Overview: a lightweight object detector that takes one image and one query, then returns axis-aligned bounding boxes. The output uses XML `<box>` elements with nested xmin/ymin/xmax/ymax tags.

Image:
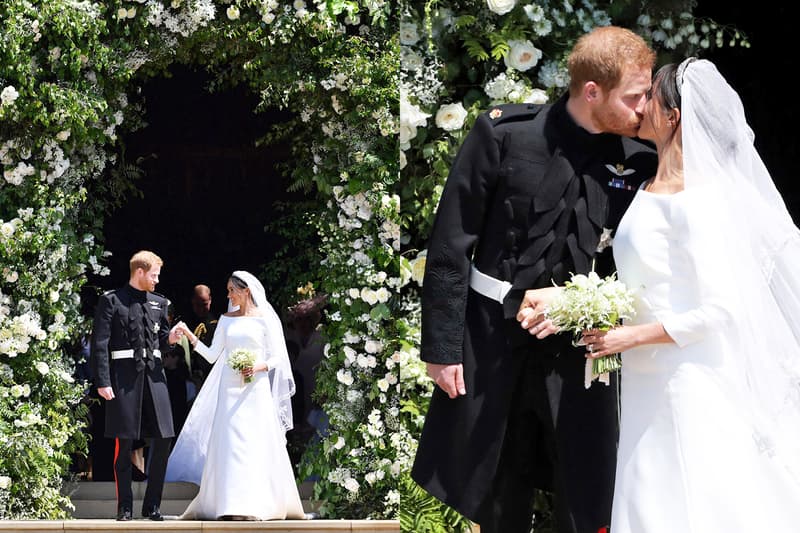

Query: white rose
<box><xmin>401</xmin><ymin>48</ymin><xmax>424</xmax><ymax>71</ymax></box>
<box><xmin>1</xmin><ymin>86</ymin><xmax>20</xmax><ymax>106</ymax></box>
<box><xmin>262</xmin><ymin>12</ymin><xmax>275</xmax><ymax>23</ymax></box>
<box><xmin>226</xmin><ymin>6</ymin><xmax>240</xmax><ymax>19</ymax></box>
<box><xmin>524</xmin><ymin>88</ymin><xmax>549</xmax><ymax>104</ymax></box>
<box><xmin>399</xmin><ymin>22</ymin><xmax>420</xmax><ymax>45</ymax></box>
<box><xmin>35</xmin><ymin>361</ymin><xmax>49</xmax><ymax>375</ymax></box>
<box><xmin>435</xmin><ymin>102</ymin><xmax>468</xmax><ymax>131</ymax></box>
<box><xmin>356</xmin><ymin>354</ymin><xmax>370</xmax><ymax>369</ymax></box>
<box><xmin>486</xmin><ymin>0</ymin><xmax>516</xmax><ymax>15</ymax></box>
<box><xmin>0</xmin><ymin>222</ymin><xmax>14</xmax><ymax>238</ymax></box>
<box><xmin>336</xmin><ymin>369</ymin><xmax>354</xmax><ymax>386</ymax></box>
<box><xmin>377</xmin><ymin>379</ymin><xmax>390</xmax><ymax>392</ymax></box>
<box><xmin>401</xmin><ymin>99</ymin><xmax>431</xmax><ymax>128</ymax></box>
<box><xmin>343</xmin><ymin>477</ymin><xmax>359</xmax><ymax>493</ymax></box>
<box><xmin>126</xmin><ymin>7</ymin><xmax>136</xmax><ymax>18</ymax></box>
<box><xmin>5</xmin><ymin>271</ymin><xmax>18</xmax><ymax>283</ymax></box>
<box><xmin>0</xmin><ymin>476</ymin><xmax>10</xmax><ymax>489</ymax></box>
<box><xmin>375</xmin><ymin>287</ymin><xmax>390</xmax><ymax>303</ymax></box>
<box><xmin>348</xmin><ymin>288</ymin><xmax>360</xmax><ymax>299</ymax></box>
<box><xmin>504</xmin><ymin>40</ymin><xmax>542</xmax><ymax>72</ymax></box>
<box><xmin>333</xmin><ymin>436</ymin><xmax>346</xmax><ymax>449</ymax></box>
<box><xmin>364</xmin><ymin>339</ymin><xmax>383</xmax><ymax>354</ymax></box>
<box><xmin>343</xmin><ymin>346</ymin><xmax>357</xmax><ymax>365</ymax></box>
<box><xmin>360</xmin><ymin>288</ymin><xmax>379</xmax><ymax>305</ymax></box>
<box><xmin>56</xmin><ymin>130</ymin><xmax>71</xmax><ymax>141</ymax></box>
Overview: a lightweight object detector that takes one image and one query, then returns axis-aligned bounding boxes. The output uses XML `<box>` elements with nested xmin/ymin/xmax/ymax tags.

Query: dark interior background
<box><xmin>694</xmin><ymin>2</ymin><xmax>799</xmax><ymax>218</ymax></box>
<box><xmin>92</xmin><ymin>65</ymin><xmax>306</xmax><ymax>322</ymax></box>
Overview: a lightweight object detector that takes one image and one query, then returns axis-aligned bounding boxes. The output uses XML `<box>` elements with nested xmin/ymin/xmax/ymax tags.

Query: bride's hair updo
<box><xmin>651</xmin><ymin>62</ymin><xmax>681</xmax><ymax>114</ymax></box>
<box><xmin>229</xmin><ymin>274</ymin><xmax>257</xmax><ymax>305</ymax></box>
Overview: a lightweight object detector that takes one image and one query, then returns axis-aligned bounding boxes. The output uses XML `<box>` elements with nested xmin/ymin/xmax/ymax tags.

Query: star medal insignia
<box><xmin>606</xmin><ymin>163</ymin><xmax>636</xmax><ymax>190</ymax></box>
<box><xmin>596</xmin><ymin>227</ymin><xmax>614</xmax><ymax>253</ymax></box>
<box><xmin>489</xmin><ymin>108</ymin><xmax>503</xmax><ymax>119</ymax></box>
<box><xmin>153</xmin><ymin>323</ymin><xmax>160</xmax><ymax>333</ymax></box>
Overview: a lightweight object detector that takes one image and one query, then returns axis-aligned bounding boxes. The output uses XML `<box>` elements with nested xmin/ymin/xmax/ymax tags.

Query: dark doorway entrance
<box><xmin>80</xmin><ymin>65</ymin><xmax>315</xmax><ymax>484</ymax></box>
<box><xmin>95</xmin><ymin>64</ymin><xmax>306</xmax><ymax>321</ymax></box>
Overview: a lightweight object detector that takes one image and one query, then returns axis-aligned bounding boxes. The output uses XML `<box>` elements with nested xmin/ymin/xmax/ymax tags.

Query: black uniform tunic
<box><xmin>90</xmin><ymin>284</ymin><xmax>175</xmax><ymax>439</ymax></box>
<box><xmin>411</xmin><ymin>96</ymin><xmax>657</xmax><ymax>532</ymax></box>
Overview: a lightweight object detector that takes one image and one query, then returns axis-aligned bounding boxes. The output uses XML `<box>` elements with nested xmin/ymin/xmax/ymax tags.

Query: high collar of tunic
<box><xmin>125</xmin><ymin>283</ymin><xmax>148</xmax><ymax>302</ymax></box>
<box><xmin>548</xmin><ymin>93</ymin><xmax>618</xmax><ymax>172</ymax></box>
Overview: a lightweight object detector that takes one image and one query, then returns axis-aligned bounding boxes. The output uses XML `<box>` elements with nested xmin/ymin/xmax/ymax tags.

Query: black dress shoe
<box><xmin>142</xmin><ymin>506</ymin><xmax>164</xmax><ymax>521</ymax></box>
<box><xmin>116</xmin><ymin>508</ymin><xmax>132</xmax><ymax>521</ymax></box>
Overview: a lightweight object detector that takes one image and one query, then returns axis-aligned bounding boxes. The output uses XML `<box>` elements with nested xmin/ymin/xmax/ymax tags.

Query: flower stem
<box><xmin>592</xmin><ymin>353</ymin><xmax>622</xmax><ymax>375</ymax></box>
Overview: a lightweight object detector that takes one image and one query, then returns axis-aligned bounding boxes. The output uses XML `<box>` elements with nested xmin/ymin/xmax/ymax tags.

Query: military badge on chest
<box><xmin>605</xmin><ymin>163</ymin><xmax>636</xmax><ymax>191</ymax></box>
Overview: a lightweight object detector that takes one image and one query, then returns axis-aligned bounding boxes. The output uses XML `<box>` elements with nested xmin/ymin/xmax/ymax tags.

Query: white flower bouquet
<box><xmin>545</xmin><ymin>271</ymin><xmax>636</xmax><ymax>388</ymax></box>
<box><xmin>228</xmin><ymin>348</ymin><xmax>257</xmax><ymax>385</ymax></box>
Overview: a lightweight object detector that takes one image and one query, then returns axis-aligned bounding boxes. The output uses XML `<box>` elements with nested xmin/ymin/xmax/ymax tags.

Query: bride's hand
<box><xmin>517</xmin><ymin>287</ymin><xmax>562</xmax><ymax>338</ymax></box>
<box><xmin>582</xmin><ymin>326</ymin><xmax>637</xmax><ymax>358</ymax></box>
<box><xmin>241</xmin><ymin>362</ymin><xmax>268</xmax><ymax>379</ymax></box>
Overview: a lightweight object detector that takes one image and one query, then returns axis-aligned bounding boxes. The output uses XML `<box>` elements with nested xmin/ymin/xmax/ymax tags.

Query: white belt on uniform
<box><xmin>111</xmin><ymin>349</ymin><xmax>161</xmax><ymax>360</ymax></box>
<box><xmin>469</xmin><ymin>264</ymin><xmax>512</xmax><ymax>303</ymax></box>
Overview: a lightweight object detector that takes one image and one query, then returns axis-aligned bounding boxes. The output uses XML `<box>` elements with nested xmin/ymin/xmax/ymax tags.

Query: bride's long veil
<box><xmin>165</xmin><ymin>270</ymin><xmax>296</xmax><ymax>484</ymax></box>
<box><xmin>681</xmin><ymin>59</ymin><xmax>800</xmax><ymax>478</ymax></box>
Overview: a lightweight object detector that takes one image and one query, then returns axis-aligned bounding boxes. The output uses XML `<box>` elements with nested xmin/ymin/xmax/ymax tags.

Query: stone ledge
<box><xmin>0</xmin><ymin>519</ymin><xmax>400</xmax><ymax>533</ymax></box>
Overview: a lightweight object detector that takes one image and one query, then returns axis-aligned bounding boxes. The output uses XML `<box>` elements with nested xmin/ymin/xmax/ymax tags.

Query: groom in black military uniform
<box><xmin>411</xmin><ymin>27</ymin><xmax>658</xmax><ymax>533</ymax></box>
<box><xmin>90</xmin><ymin>250</ymin><xmax>183</xmax><ymax>521</ymax></box>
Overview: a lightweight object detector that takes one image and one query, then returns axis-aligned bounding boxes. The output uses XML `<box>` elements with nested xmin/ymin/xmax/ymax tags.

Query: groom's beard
<box><xmin>594</xmin><ymin>105</ymin><xmax>642</xmax><ymax>138</ymax></box>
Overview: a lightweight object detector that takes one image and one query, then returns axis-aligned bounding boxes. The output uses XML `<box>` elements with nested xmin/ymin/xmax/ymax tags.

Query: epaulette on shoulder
<box><xmin>150</xmin><ymin>291</ymin><xmax>167</xmax><ymax>300</ymax></box>
<box><xmin>484</xmin><ymin>103</ymin><xmax>544</xmax><ymax>126</ymax></box>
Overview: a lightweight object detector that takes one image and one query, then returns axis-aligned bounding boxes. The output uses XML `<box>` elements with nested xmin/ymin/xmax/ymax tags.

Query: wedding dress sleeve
<box><xmin>194</xmin><ymin>315</ymin><xmax>226</xmax><ymax>363</ymax></box>
<box><xmin>659</xmin><ymin>192</ymin><xmax>735</xmax><ymax>347</ymax></box>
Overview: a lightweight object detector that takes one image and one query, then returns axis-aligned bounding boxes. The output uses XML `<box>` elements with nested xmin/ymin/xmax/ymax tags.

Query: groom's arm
<box><xmin>420</xmin><ymin>112</ymin><xmax>502</xmax><ymax>366</ymax></box>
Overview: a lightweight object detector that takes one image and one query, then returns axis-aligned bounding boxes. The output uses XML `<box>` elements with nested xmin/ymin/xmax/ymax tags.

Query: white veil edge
<box><xmin>681</xmin><ymin>59</ymin><xmax>800</xmax><ymax>479</ymax></box>
<box><xmin>165</xmin><ymin>270</ymin><xmax>296</xmax><ymax>485</ymax></box>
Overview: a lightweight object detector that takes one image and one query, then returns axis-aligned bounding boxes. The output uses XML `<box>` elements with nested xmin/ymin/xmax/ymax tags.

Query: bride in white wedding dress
<box><xmin>165</xmin><ymin>270</ymin><xmax>305</xmax><ymax>520</ymax></box>
<box><xmin>578</xmin><ymin>59</ymin><xmax>800</xmax><ymax>532</ymax></box>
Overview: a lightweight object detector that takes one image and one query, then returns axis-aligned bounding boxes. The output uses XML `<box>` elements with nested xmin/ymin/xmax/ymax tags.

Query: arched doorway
<box><xmin>95</xmin><ymin>64</ymin><xmax>308</xmax><ymax>320</ymax></box>
<box><xmin>81</xmin><ymin>64</ymin><xmax>319</xmax><ymax>487</ymax></box>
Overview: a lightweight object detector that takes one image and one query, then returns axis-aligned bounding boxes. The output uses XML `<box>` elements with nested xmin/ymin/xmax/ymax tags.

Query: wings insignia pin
<box><xmin>606</xmin><ymin>163</ymin><xmax>636</xmax><ymax>190</ymax></box>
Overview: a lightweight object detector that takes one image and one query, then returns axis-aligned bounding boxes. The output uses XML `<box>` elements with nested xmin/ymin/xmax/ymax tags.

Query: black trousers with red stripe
<box><xmin>113</xmin><ymin>378</ymin><xmax>172</xmax><ymax>513</ymax></box>
<box><xmin>114</xmin><ymin>437</ymin><xmax>171</xmax><ymax>512</ymax></box>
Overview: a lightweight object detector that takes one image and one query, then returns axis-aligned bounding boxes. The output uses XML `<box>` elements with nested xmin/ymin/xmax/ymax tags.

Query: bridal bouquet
<box><xmin>545</xmin><ymin>271</ymin><xmax>636</xmax><ymax>388</ymax></box>
<box><xmin>228</xmin><ymin>348</ymin><xmax>257</xmax><ymax>385</ymax></box>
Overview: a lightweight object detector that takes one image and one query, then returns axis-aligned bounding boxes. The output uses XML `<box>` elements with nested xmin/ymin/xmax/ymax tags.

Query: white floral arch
<box><xmin>0</xmin><ymin>0</ymin><xmax>397</xmax><ymax>519</ymax></box>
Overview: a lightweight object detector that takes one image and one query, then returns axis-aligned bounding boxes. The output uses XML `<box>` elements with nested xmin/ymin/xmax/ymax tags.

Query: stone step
<box><xmin>0</xmin><ymin>519</ymin><xmax>400</xmax><ymax>532</ymax></box>
<box><xmin>64</xmin><ymin>482</ymin><xmax>319</xmax><ymax>519</ymax></box>
<box><xmin>64</xmin><ymin>482</ymin><xmax>315</xmax><ymax>500</ymax></box>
